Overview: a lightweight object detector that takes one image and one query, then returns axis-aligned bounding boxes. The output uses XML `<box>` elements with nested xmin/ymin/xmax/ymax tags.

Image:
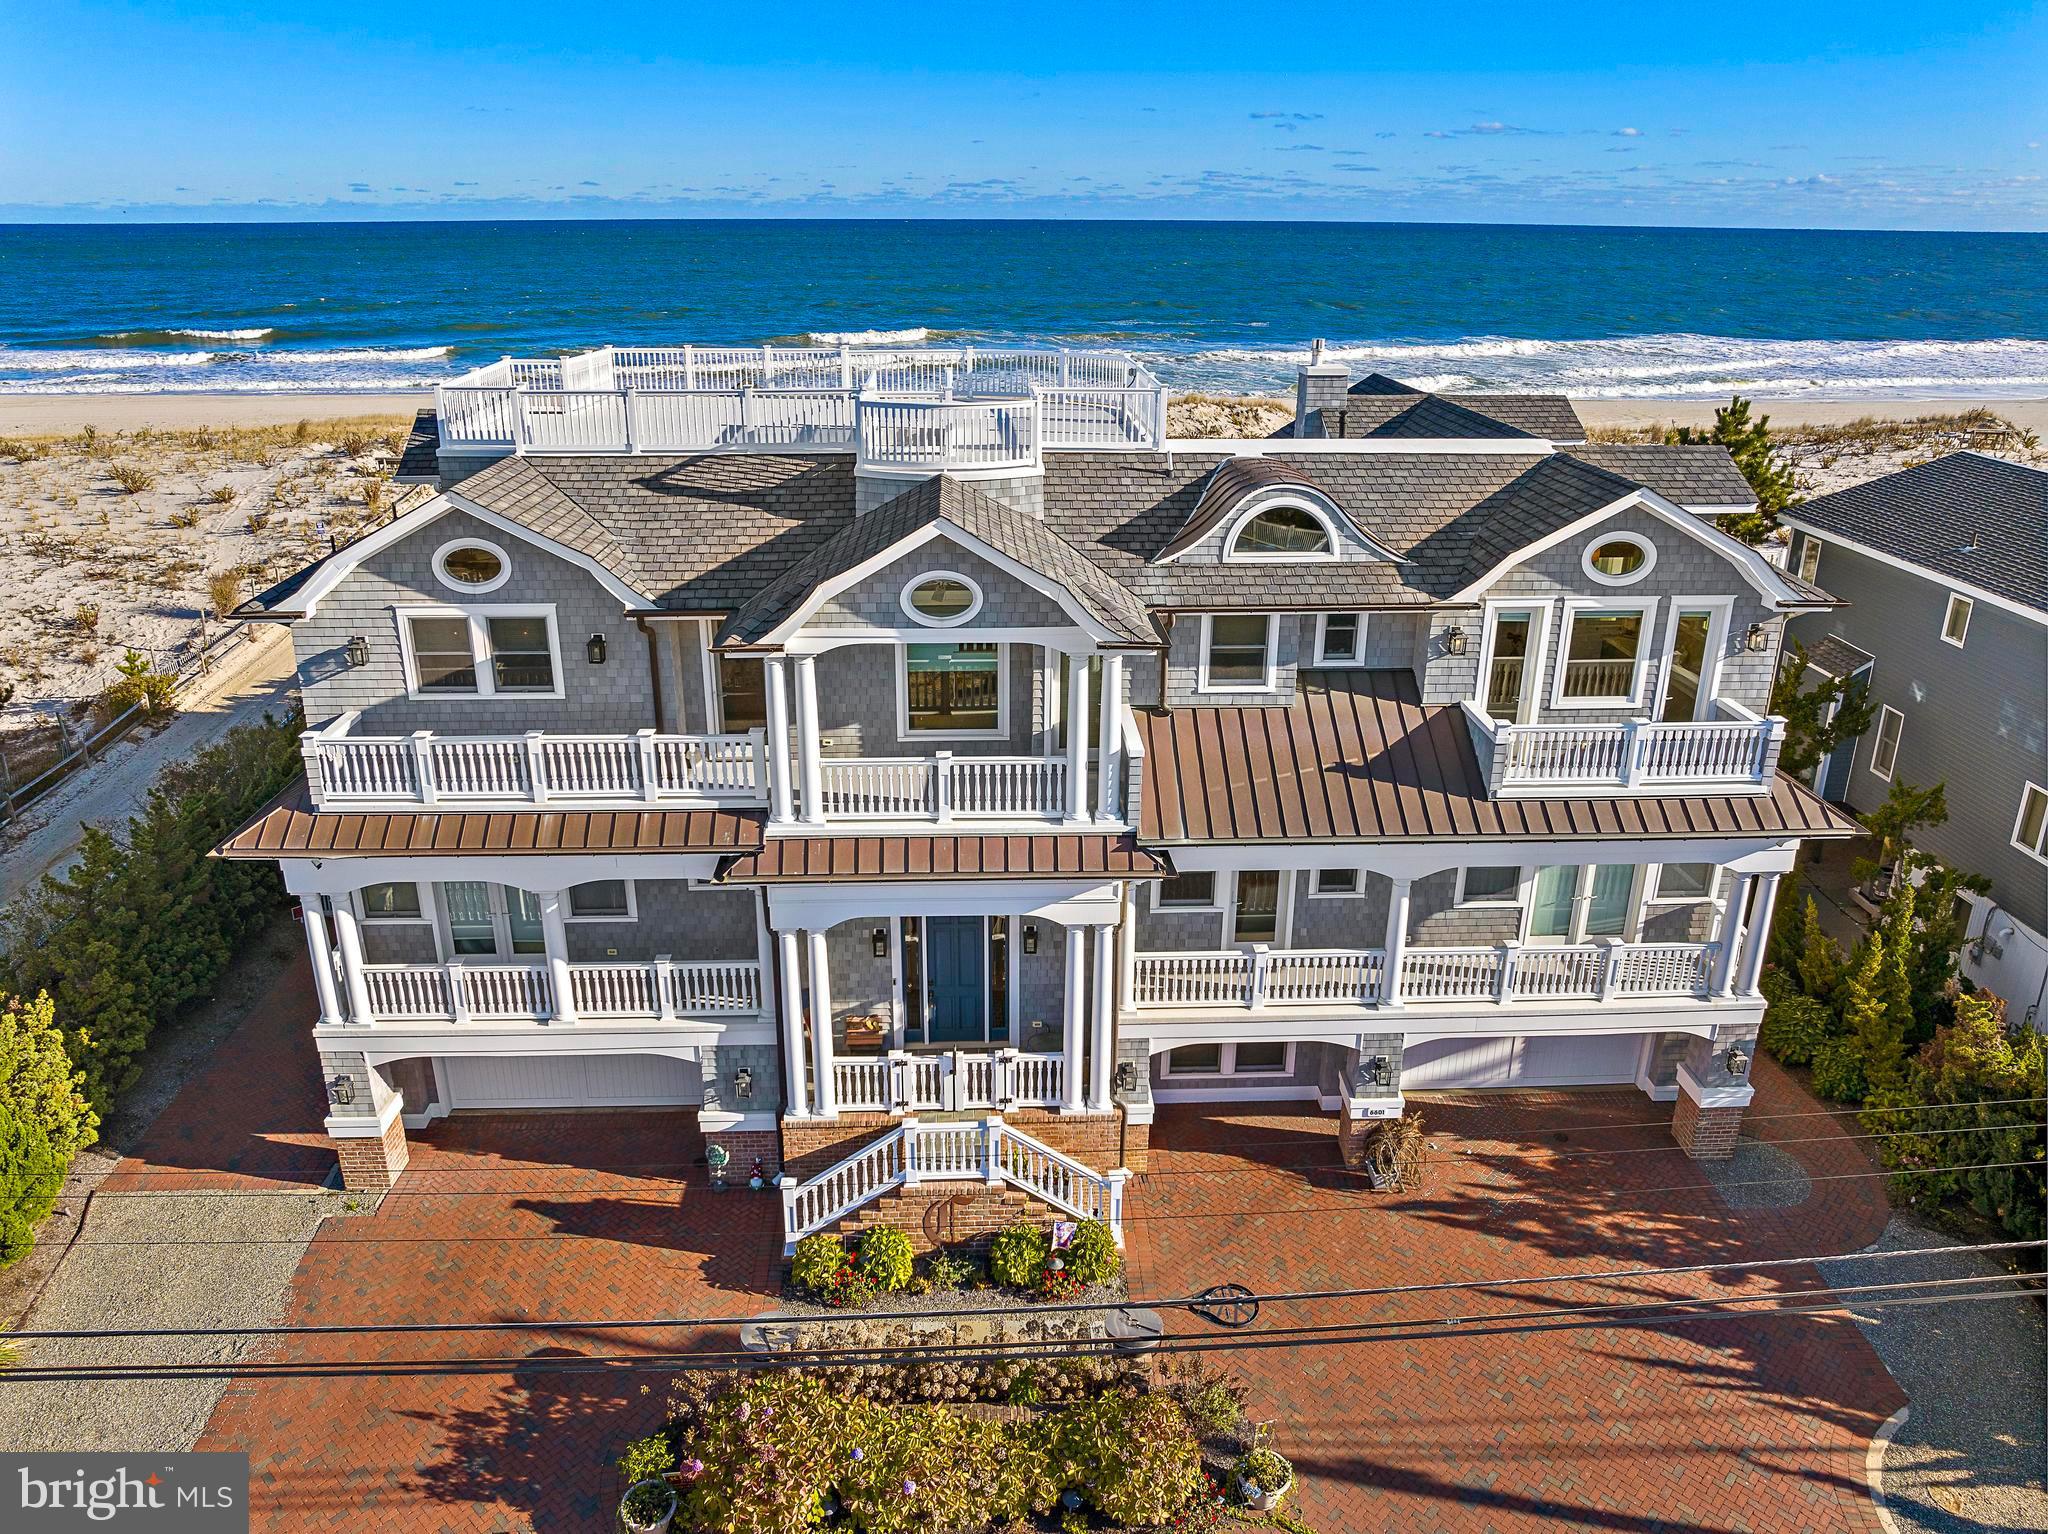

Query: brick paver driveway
<box><xmin>1126</xmin><ymin>1061</ymin><xmax>1905</xmax><ymax>1534</ymax></box>
<box><xmin>155</xmin><ymin>973</ymin><xmax>1903</xmax><ymax>1532</ymax></box>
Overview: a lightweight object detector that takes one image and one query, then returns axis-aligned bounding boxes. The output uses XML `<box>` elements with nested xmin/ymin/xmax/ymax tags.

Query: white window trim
<box><xmin>1155</xmin><ymin>873</ymin><xmax>1222</xmax><ymax>912</ymax></box>
<box><xmin>564</xmin><ymin>879</ymin><xmax>638</xmax><ymax>922</ymax></box>
<box><xmin>1647</xmin><ymin>863</ymin><xmax>1721</xmax><ymax>905</ymax></box>
<box><xmin>432</xmin><ymin>537</ymin><xmax>513</xmax><ymax>595</ymax></box>
<box><xmin>1313</xmin><ymin>613</ymin><xmax>1369</xmax><ymax>667</ymax></box>
<box><xmin>2011</xmin><ymin>782</ymin><xmax>2048</xmax><ymax>866</ymax></box>
<box><xmin>1223</xmin><ymin>498</ymin><xmax>1340</xmax><ymax>563</ymax></box>
<box><xmin>1162</xmin><ymin>1041</ymin><xmax>1298</xmax><ymax>1078</ymax></box>
<box><xmin>1797</xmin><ymin>535</ymin><xmax>1823</xmax><ymax>585</ymax></box>
<box><xmin>1456</xmin><ymin>865</ymin><xmax>1525</xmax><ymax>906</ymax></box>
<box><xmin>1197</xmin><ymin>613</ymin><xmax>1277</xmax><ymax>694</ymax></box>
<box><xmin>1654</xmin><ymin>597</ymin><xmax>1734</xmax><ymax>722</ymax></box>
<box><xmin>1869</xmin><ymin>703</ymin><xmax>1905</xmax><ymax>782</ymax></box>
<box><xmin>900</xmin><ymin>570</ymin><xmax>985</xmax><ymax>628</ymax></box>
<box><xmin>395</xmin><ymin>604</ymin><xmax>565</xmax><ymax>701</ymax></box>
<box><xmin>354</xmin><ymin>882</ymin><xmax>429</xmax><ymax>923</ymax></box>
<box><xmin>1309</xmin><ymin>868</ymin><xmax>1365</xmax><ymax>898</ymax></box>
<box><xmin>1581</xmin><ymin>532</ymin><xmax>1657</xmax><ymax>587</ymax></box>
<box><xmin>1941</xmin><ymin>593</ymin><xmax>1973</xmax><ymax>649</ymax></box>
<box><xmin>1472</xmin><ymin>600</ymin><xmax>1555</xmax><ymax>726</ymax></box>
<box><xmin>1549</xmin><ymin>598</ymin><xmax>1660</xmax><ymax>711</ymax></box>
<box><xmin>894</xmin><ymin>640</ymin><xmax>1011</xmax><ymax>741</ymax></box>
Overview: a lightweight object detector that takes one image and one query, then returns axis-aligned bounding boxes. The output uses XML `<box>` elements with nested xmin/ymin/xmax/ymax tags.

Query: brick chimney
<box><xmin>1294</xmin><ymin>338</ymin><xmax>1350</xmax><ymax>436</ymax></box>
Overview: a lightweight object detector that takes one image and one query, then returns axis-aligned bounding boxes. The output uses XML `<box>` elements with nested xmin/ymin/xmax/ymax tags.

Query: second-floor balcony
<box><xmin>433</xmin><ymin>344</ymin><xmax>1169</xmax><ymax>472</ymax></box>
<box><xmin>1463</xmin><ymin>699</ymin><xmax>1785</xmax><ymax>798</ymax></box>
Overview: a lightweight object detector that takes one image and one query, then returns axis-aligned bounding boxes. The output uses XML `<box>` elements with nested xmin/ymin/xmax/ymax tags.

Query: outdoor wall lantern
<box><xmin>1443</xmin><ymin>626</ymin><xmax>1468</xmax><ymax>656</ymax></box>
<box><xmin>326</xmin><ymin>1073</ymin><xmax>355</xmax><ymax>1106</ymax></box>
<box><xmin>1725</xmin><ymin>1045</ymin><xmax>1751</xmax><ymax>1078</ymax></box>
<box><xmin>1022</xmin><ymin>923</ymin><xmax>1040</xmax><ymax>955</ymax></box>
<box><xmin>1115</xmin><ymin>1060</ymin><xmax>1139</xmax><ymax>1095</ymax></box>
<box><xmin>871</xmin><ymin>926</ymin><xmax>889</xmax><ymax>959</ymax></box>
<box><xmin>1744</xmin><ymin>622</ymin><xmax>1769</xmax><ymax>653</ymax></box>
<box><xmin>586</xmin><ymin>632</ymin><xmax>608</xmax><ymax>665</ymax></box>
<box><xmin>343</xmin><ymin>635</ymin><xmax>370</xmax><ymax>669</ymax></box>
<box><xmin>734</xmin><ymin>1066</ymin><xmax>754</xmax><ymax>1100</ymax></box>
<box><xmin>1365</xmin><ymin>1055</ymin><xmax>1392</xmax><ymax>1087</ymax></box>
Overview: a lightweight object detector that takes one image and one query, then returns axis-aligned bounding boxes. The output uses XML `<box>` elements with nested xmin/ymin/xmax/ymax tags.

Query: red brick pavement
<box><xmin>1125</xmin><ymin>1059</ymin><xmax>1904</xmax><ymax>1534</ymax></box>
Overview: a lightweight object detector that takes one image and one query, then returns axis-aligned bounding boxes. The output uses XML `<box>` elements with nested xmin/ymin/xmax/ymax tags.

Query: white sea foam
<box><xmin>163</xmin><ymin>327</ymin><xmax>276</xmax><ymax>341</ymax></box>
<box><xmin>800</xmin><ymin>327</ymin><xmax>932</xmax><ymax>346</ymax></box>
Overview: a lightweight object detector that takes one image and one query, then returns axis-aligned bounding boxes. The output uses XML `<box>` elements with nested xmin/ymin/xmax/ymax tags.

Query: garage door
<box><xmin>1400</xmin><ymin>1034</ymin><xmax>1643</xmax><ymax>1090</ymax></box>
<box><xmin>440</xmin><ymin>1054</ymin><xmax>703</xmax><ymax>1110</ymax></box>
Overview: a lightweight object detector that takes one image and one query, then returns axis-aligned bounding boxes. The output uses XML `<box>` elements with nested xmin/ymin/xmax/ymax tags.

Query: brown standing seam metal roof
<box><xmin>213</xmin><ymin>778</ymin><xmax>765</xmax><ymax>859</ymax></box>
<box><xmin>716</xmin><ymin>834</ymin><xmax>1171</xmax><ymax>882</ymax></box>
<box><xmin>1137</xmin><ymin>669</ymin><xmax>1861</xmax><ymax>844</ymax></box>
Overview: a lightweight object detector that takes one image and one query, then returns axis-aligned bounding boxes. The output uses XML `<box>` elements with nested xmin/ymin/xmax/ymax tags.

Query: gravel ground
<box><xmin>1697</xmin><ymin>1135</ymin><xmax>1814</xmax><ymax>1210</ymax></box>
<box><xmin>1820</xmin><ymin>1216</ymin><xmax>2048</xmax><ymax>1534</ymax></box>
<box><xmin>0</xmin><ymin>1189</ymin><xmax>363</xmax><ymax>1452</ymax></box>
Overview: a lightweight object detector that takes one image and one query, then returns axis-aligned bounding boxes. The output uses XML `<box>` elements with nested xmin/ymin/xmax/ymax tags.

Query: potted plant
<box><xmin>619</xmin><ymin>1478</ymin><xmax>677</xmax><ymax>1532</ymax></box>
<box><xmin>1235</xmin><ymin>1443</ymin><xmax>1294</xmax><ymax>1512</ymax></box>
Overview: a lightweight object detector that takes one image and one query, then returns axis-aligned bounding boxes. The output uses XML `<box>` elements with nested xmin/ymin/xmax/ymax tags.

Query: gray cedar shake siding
<box><xmin>1791</xmin><ymin>534</ymin><xmax>2048</xmax><ymax>935</ymax></box>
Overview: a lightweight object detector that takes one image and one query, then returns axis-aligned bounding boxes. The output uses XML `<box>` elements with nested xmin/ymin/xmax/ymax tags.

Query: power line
<box><xmin>11</xmin><ymin>1238</ymin><xmax>2038</xmax><ymax>1343</ymax></box>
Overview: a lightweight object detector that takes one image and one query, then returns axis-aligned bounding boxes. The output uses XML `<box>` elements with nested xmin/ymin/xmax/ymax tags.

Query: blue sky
<box><xmin>2</xmin><ymin>1</ymin><xmax>2044</xmax><ymax>228</ymax></box>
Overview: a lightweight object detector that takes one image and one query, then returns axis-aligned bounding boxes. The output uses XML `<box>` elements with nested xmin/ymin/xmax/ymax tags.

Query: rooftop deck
<box><xmin>435</xmin><ymin>344</ymin><xmax>1170</xmax><ymax>470</ymax></box>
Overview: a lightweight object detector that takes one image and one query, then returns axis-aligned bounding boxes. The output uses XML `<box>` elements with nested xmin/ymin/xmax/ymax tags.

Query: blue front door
<box><xmin>926</xmin><ymin>916</ymin><xmax>986</xmax><ymax>1042</ymax></box>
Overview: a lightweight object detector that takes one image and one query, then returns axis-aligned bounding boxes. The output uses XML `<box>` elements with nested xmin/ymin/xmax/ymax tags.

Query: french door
<box><xmin>440</xmin><ymin>881</ymin><xmax>546</xmax><ymax>960</ymax></box>
<box><xmin>1527</xmin><ymin>865</ymin><xmax>1636</xmax><ymax>943</ymax></box>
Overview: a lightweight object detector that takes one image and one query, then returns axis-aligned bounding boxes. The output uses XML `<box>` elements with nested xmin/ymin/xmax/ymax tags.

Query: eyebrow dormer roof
<box><xmin>1157</xmin><ymin>457</ymin><xmax>1351</xmax><ymax>561</ymax></box>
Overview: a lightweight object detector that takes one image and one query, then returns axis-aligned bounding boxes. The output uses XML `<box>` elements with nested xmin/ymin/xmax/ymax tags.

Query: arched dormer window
<box><xmin>1227</xmin><ymin>501</ymin><xmax>1336</xmax><ymax>560</ymax></box>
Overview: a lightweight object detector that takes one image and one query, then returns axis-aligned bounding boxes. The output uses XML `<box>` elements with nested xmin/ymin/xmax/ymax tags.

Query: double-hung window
<box><xmin>1202</xmin><ymin>614</ymin><xmax>1272</xmax><ymax>691</ymax></box>
<box><xmin>1869</xmin><ymin>704</ymin><xmax>1904</xmax><ymax>781</ymax></box>
<box><xmin>1553</xmin><ymin>604</ymin><xmax>1652</xmax><ymax>707</ymax></box>
<box><xmin>1316</xmin><ymin>613</ymin><xmax>1365</xmax><ymax>665</ymax></box>
<box><xmin>2013</xmin><ymin>783</ymin><xmax>2048</xmax><ymax>865</ymax></box>
<box><xmin>401</xmin><ymin>608</ymin><xmax>561</xmax><ymax>698</ymax></box>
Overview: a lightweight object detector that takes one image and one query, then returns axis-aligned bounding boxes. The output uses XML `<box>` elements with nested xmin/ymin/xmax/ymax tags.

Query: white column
<box><xmin>1088</xmin><ymin>922</ymin><xmax>1116</xmax><ymax>1111</ymax></box>
<box><xmin>1061</xmin><ymin>924</ymin><xmax>1086</xmax><ymax>1110</ymax></box>
<box><xmin>1094</xmin><ymin>654</ymin><xmax>1123</xmax><ymax>821</ymax></box>
<box><xmin>1713</xmin><ymin>872</ymin><xmax>1754</xmax><ymax>996</ymax></box>
<box><xmin>763</xmin><ymin>655</ymin><xmax>794</xmax><ymax>823</ymax></box>
<box><xmin>1738</xmin><ymin>871</ymin><xmax>1783</xmax><ymax>996</ymax></box>
<box><xmin>776</xmin><ymin>927</ymin><xmax>810</xmax><ymax>1116</ymax></box>
<box><xmin>303</xmin><ymin>896</ymin><xmax>344</xmax><ymax>1026</ymax></box>
<box><xmin>1064</xmin><ymin>650</ymin><xmax>1091</xmax><ymax>824</ymax></box>
<box><xmin>1381</xmin><ymin>876</ymin><xmax>1412</xmax><ymax>1006</ymax></box>
<box><xmin>537</xmin><ymin>889</ymin><xmax>576</xmax><ymax>1023</ymax></box>
<box><xmin>793</xmin><ymin>653</ymin><xmax>826</xmax><ymax>826</ymax></box>
<box><xmin>807</xmin><ymin>927</ymin><xmax>838</xmax><ymax>1116</ymax></box>
<box><xmin>331</xmin><ymin>900</ymin><xmax>376</xmax><ymax>1025</ymax></box>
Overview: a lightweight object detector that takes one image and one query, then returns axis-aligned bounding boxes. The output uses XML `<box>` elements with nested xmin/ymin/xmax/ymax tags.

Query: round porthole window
<box><xmin>434</xmin><ymin>539</ymin><xmax>511</xmax><ymax>593</ymax></box>
<box><xmin>901</xmin><ymin>572</ymin><xmax>984</xmax><ymax>626</ymax></box>
<box><xmin>1582</xmin><ymin>534</ymin><xmax>1655</xmax><ymax>585</ymax></box>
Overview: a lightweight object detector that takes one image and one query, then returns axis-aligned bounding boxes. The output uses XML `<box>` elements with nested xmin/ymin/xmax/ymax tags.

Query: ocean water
<box><xmin>1</xmin><ymin>220</ymin><xmax>2045</xmax><ymax>398</ymax></box>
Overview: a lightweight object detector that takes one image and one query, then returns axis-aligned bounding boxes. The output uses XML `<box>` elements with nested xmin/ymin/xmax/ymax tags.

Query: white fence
<box><xmin>303</xmin><ymin>715</ymin><xmax>768</xmax><ymax>809</ymax></box>
<box><xmin>779</xmin><ymin>1116</ymin><xmax>1128</xmax><ymax>1250</ymax></box>
<box><xmin>830</xmin><ymin>1049</ymin><xmax>1066</xmax><ymax>1114</ymax></box>
<box><xmin>1132</xmin><ymin>941</ymin><xmax>1719</xmax><ymax>1010</ymax></box>
<box><xmin>356</xmin><ymin>958</ymin><xmax>762</xmax><ymax>1023</ymax></box>
<box><xmin>1484</xmin><ymin>701</ymin><xmax>1783</xmax><ymax>796</ymax></box>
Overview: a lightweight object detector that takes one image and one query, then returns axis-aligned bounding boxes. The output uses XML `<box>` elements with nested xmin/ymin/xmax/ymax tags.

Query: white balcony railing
<box><xmin>1464</xmin><ymin>700</ymin><xmax>1784</xmax><ymax>797</ymax></box>
<box><xmin>816</xmin><ymin>753</ymin><xmax>1074</xmax><ymax>823</ymax></box>
<box><xmin>431</xmin><ymin>344</ymin><xmax>1168</xmax><ymax>469</ymax></box>
<box><xmin>356</xmin><ymin>958</ymin><xmax>762</xmax><ymax>1024</ymax></box>
<box><xmin>1131</xmin><ymin>941</ymin><xmax>1718</xmax><ymax>1010</ymax></box>
<box><xmin>830</xmin><ymin>1049</ymin><xmax>1065</xmax><ymax>1115</ymax></box>
<box><xmin>303</xmin><ymin>713</ymin><xmax>768</xmax><ymax>810</ymax></box>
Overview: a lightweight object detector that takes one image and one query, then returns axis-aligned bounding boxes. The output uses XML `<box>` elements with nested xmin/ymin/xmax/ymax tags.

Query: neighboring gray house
<box><xmin>220</xmin><ymin>339</ymin><xmax>1855</xmax><ymax>1250</ymax></box>
<box><xmin>1785</xmin><ymin>453</ymin><xmax>2048</xmax><ymax>1026</ymax></box>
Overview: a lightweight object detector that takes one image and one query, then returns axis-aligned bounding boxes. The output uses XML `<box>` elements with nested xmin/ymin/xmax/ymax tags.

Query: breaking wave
<box><xmin>799</xmin><ymin>327</ymin><xmax>934</xmax><ymax>346</ymax></box>
<box><xmin>0</xmin><ymin>343</ymin><xmax>453</xmax><ymax>394</ymax></box>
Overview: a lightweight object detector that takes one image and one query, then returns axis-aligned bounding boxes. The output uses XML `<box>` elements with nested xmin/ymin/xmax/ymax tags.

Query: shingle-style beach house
<box><xmin>224</xmin><ymin>341</ymin><xmax>1854</xmax><ymax>1248</ymax></box>
<box><xmin>1784</xmin><ymin>454</ymin><xmax>2048</xmax><ymax>1022</ymax></box>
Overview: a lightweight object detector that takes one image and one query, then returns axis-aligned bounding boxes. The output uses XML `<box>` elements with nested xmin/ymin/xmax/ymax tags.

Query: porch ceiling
<box><xmin>213</xmin><ymin>775</ymin><xmax>766</xmax><ymax>858</ymax></box>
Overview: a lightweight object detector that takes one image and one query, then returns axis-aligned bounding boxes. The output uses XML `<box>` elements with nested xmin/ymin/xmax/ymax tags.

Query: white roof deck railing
<box><xmin>1460</xmin><ymin>699</ymin><xmax>1786</xmax><ymax>798</ymax></box>
<box><xmin>432</xmin><ymin>344</ymin><xmax>1168</xmax><ymax>465</ymax></box>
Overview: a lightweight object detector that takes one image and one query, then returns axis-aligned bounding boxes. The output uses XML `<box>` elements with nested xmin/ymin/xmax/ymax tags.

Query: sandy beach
<box><xmin>3</xmin><ymin>390</ymin><xmax>2046</xmax><ymax>436</ymax></box>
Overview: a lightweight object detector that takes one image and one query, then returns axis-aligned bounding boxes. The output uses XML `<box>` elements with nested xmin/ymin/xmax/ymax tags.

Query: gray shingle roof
<box><xmin>721</xmin><ymin>475</ymin><xmax>1159</xmax><ymax>645</ymax></box>
<box><xmin>1793</xmin><ymin>452</ymin><xmax>2048</xmax><ymax>614</ymax></box>
<box><xmin>1158</xmin><ymin>457</ymin><xmax>1335</xmax><ymax>560</ymax></box>
<box><xmin>1565</xmin><ymin>444</ymin><xmax>1756</xmax><ymax>507</ymax></box>
<box><xmin>1335</xmin><ymin>375</ymin><xmax>1585</xmax><ymax>441</ymax></box>
<box><xmin>394</xmin><ymin>410</ymin><xmax>440</xmax><ymax>482</ymax></box>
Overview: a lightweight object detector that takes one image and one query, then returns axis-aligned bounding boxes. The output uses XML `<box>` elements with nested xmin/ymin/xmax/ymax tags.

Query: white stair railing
<box><xmin>777</xmin><ymin>1117</ymin><xmax>1127</xmax><ymax>1253</ymax></box>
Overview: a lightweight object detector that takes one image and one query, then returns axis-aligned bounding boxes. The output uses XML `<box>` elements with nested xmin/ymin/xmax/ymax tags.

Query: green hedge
<box><xmin>0</xmin><ymin>714</ymin><xmax>301</xmax><ymax>1112</ymax></box>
